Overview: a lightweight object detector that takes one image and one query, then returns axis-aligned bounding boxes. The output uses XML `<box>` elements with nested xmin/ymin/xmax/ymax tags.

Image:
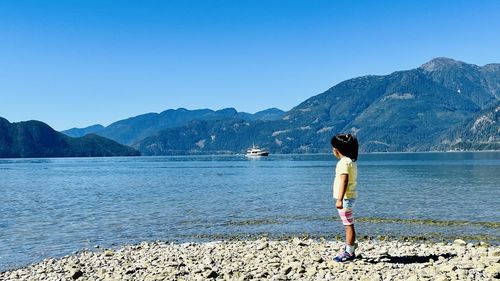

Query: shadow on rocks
<box><xmin>361</xmin><ymin>253</ymin><xmax>457</xmax><ymax>264</ymax></box>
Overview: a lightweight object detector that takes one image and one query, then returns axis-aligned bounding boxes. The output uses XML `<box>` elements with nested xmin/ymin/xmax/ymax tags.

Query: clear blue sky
<box><xmin>1</xmin><ymin>0</ymin><xmax>499</xmax><ymax>130</ymax></box>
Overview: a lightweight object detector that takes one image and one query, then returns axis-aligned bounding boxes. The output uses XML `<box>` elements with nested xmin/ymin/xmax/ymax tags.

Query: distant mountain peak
<box><xmin>420</xmin><ymin>57</ymin><xmax>467</xmax><ymax>72</ymax></box>
<box><xmin>254</xmin><ymin>108</ymin><xmax>284</xmax><ymax>114</ymax></box>
<box><xmin>482</xmin><ymin>63</ymin><xmax>500</xmax><ymax>72</ymax></box>
<box><xmin>216</xmin><ymin>107</ymin><xmax>238</xmax><ymax>114</ymax></box>
<box><xmin>0</xmin><ymin>117</ymin><xmax>139</xmax><ymax>158</ymax></box>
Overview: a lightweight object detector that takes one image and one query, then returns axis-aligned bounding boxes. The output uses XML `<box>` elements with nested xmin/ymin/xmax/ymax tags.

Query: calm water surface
<box><xmin>0</xmin><ymin>152</ymin><xmax>499</xmax><ymax>271</ymax></box>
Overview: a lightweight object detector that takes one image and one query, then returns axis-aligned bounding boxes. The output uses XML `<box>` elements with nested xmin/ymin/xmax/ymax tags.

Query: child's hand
<box><xmin>336</xmin><ymin>199</ymin><xmax>343</xmax><ymax>209</ymax></box>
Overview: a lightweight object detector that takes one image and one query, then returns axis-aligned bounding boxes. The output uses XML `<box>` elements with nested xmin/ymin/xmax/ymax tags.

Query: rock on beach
<box><xmin>1</xmin><ymin>238</ymin><xmax>498</xmax><ymax>280</ymax></box>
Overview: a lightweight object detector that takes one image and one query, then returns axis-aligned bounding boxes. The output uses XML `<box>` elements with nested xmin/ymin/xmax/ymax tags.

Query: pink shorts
<box><xmin>337</xmin><ymin>198</ymin><xmax>356</xmax><ymax>226</ymax></box>
<box><xmin>338</xmin><ymin>209</ymin><xmax>354</xmax><ymax>225</ymax></box>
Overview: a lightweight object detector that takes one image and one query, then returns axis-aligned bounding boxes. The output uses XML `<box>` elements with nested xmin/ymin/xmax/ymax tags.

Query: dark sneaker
<box><xmin>333</xmin><ymin>251</ymin><xmax>356</xmax><ymax>262</ymax></box>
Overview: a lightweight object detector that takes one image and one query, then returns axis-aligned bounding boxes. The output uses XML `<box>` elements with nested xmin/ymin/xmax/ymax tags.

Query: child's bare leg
<box><xmin>345</xmin><ymin>225</ymin><xmax>355</xmax><ymax>245</ymax></box>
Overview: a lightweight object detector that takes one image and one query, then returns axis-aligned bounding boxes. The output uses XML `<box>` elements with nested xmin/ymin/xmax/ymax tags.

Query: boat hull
<box><xmin>245</xmin><ymin>152</ymin><xmax>269</xmax><ymax>157</ymax></box>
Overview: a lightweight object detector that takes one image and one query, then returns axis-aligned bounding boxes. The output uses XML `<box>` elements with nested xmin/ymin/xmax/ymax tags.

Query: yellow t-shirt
<box><xmin>333</xmin><ymin>156</ymin><xmax>357</xmax><ymax>199</ymax></box>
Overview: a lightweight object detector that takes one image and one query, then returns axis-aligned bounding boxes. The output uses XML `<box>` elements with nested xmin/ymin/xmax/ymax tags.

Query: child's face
<box><xmin>332</xmin><ymin>147</ymin><xmax>341</xmax><ymax>159</ymax></box>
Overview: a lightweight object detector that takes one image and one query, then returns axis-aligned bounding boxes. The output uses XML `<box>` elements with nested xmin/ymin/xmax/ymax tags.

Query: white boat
<box><xmin>245</xmin><ymin>145</ymin><xmax>269</xmax><ymax>157</ymax></box>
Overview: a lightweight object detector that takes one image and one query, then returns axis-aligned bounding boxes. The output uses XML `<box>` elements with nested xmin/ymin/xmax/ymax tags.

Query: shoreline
<box><xmin>2</xmin><ymin>238</ymin><xmax>499</xmax><ymax>280</ymax></box>
<box><xmin>1</xmin><ymin>150</ymin><xmax>499</xmax><ymax>160</ymax></box>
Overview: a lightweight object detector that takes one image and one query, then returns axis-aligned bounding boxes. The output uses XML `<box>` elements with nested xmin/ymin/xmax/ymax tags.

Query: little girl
<box><xmin>330</xmin><ymin>133</ymin><xmax>359</xmax><ymax>262</ymax></box>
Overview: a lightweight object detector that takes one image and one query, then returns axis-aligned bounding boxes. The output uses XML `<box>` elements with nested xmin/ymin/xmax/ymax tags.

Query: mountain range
<box><xmin>0</xmin><ymin>118</ymin><xmax>139</xmax><ymax>158</ymax></box>
<box><xmin>82</xmin><ymin>57</ymin><xmax>499</xmax><ymax>155</ymax></box>
<box><xmin>437</xmin><ymin>101</ymin><xmax>499</xmax><ymax>151</ymax></box>
<box><xmin>63</xmin><ymin>108</ymin><xmax>285</xmax><ymax>145</ymax></box>
<box><xmin>3</xmin><ymin>57</ymin><xmax>498</xmax><ymax>157</ymax></box>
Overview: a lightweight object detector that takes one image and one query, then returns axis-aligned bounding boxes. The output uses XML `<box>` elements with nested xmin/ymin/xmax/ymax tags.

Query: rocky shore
<box><xmin>1</xmin><ymin>238</ymin><xmax>499</xmax><ymax>281</ymax></box>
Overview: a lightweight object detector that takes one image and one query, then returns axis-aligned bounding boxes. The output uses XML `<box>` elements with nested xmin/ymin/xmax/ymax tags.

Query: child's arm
<box><xmin>336</xmin><ymin>174</ymin><xmax>349</xmax><ymax>209</ymax></box>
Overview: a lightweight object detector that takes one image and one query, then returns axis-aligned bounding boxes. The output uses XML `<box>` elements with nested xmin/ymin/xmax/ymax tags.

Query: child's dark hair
<box><xmin>330</xmin><ymin>134</ymin><xmax>359</xmax><ymax>162</ymax></box>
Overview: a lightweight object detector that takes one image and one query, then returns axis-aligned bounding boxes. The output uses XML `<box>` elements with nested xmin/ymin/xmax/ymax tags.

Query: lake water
<box><xmin>0</xmin><ymin>152</ymin><xmax>499</xmax><ymax>271</ymax></box>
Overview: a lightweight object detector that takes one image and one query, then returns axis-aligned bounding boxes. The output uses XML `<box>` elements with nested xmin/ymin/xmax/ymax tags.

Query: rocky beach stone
<box><xmin>104</xmin><ymin>250</ymin><xmax>114</xmax><ymax>257</ymax></box>
<box><xmin>1</xmin><ymin>238</ymin><xmax>499</xmax><ymax>281</ymax></box>
<box><xmin>485</xmin><ymin>264</ymin><xmax>500</xmax><ymax>278</ymax></box>
<box><xmin>454</xmin><ymin>239</ymin><xmax>468</xmax><ymax>246</ymax></box>
<box><xmin>257</xmin><ymin>241</ymin><xmax>269</xmax><ymax>250</ymax></box>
